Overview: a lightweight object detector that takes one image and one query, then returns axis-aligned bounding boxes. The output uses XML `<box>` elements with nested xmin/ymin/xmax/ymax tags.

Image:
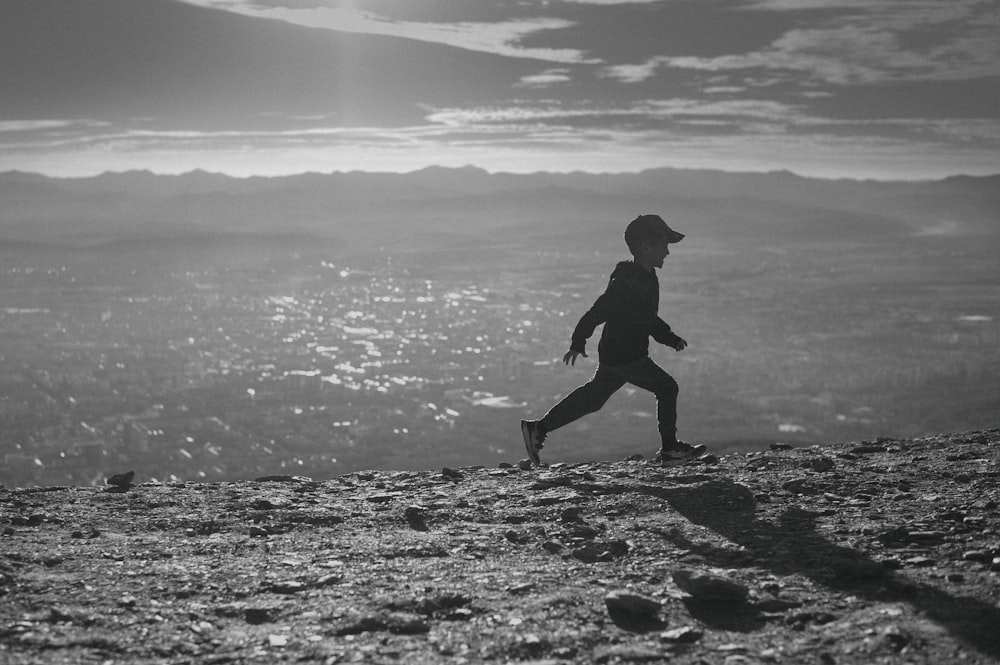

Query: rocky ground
<box><xmin>2</xmin><ymin>428</ymin><xmax>1000</xmax><ymax>665</ymax></box>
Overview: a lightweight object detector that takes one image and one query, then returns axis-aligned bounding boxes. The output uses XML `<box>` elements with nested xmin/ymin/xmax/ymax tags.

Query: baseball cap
<box><xmin>624</xmin><ymin>214</ymin><xmax>685</xmax><ymax>248</ymax></box>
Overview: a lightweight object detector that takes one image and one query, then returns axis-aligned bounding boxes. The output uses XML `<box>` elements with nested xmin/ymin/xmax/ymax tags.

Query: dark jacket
<box><xmin>570</xmin><ymin>261</ymin><xmax>681</xmax><ymax>364</ymax></box>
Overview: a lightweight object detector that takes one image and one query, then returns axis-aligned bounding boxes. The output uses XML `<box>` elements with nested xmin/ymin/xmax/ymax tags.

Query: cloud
<box><xmin>665</xmin><ymin>0</ymin><xmax>1000</xmax><ymax>84</ymax></box>
<box><xmin>557</xmin><ymin>0</ymin><xmax>662</xmax><ymax>4</ymax></box>
<box><xmin>0</xmin><ymin>119</ymin><xmax>109</xmax><ymax>133</ymax></box>
<box><xmin>422</xmin><ymin>98</ymin><xmax>811</xmax><ymax>138</ymax></box>
<box><xmin>4</xmin><ymin>106</ymin><xmax>997</xmax><ymax>179</ymax></box>
<box><xmin>599</xmin><ymin>57</ymin><xmax>671</xmax><ymax>84</ymax></box>
<box><xmin>597</xmin><ymin>0</ymin><xmax>999</xmax><ymax>86</ymax></box>
<box><xmin>16</xmin><ymin>95</ymin><xmax>993</xmax><ymax>159</ymax></box>
<box><xmin>516</xmin><ymin>68</ymin><xmax>574</xmax><ymax>88</ymax></box>
<box><xmin>179</xmin><ymin>1</ymin><xmax>598</xmax><ymax>63</ymax></box>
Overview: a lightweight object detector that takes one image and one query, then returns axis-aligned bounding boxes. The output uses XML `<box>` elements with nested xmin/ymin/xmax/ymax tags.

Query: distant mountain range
<box><xmin>1</xmin><ymin>167</ymin><xmax>997</xmax><ymax>249</ymax></box>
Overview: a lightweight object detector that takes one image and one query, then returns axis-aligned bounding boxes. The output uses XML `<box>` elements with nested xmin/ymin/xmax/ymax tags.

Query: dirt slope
<box><xmin>2</xmin><ymin>429</ymin><xmax>999</xmax><ymax>664</ymax></box>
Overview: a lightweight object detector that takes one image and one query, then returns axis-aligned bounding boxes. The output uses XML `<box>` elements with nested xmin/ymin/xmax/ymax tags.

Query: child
<box><xmin>521</xmin><ymin>214</ymin><xmax>706</xmax><ymax>467</ymax></box>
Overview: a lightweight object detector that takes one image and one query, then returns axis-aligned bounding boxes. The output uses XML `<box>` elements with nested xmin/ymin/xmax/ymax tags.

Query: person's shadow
<box><xmin>648</xmin><ymin>477</ymin><xmax>1000</xmax><ymax>657</ymax></box>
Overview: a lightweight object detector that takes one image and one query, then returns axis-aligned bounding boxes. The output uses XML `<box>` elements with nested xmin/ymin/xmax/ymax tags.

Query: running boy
<box><xmin>521</xmin><ymin>214</ymin><xmax>705</xmax><ymax>467</ymax></box>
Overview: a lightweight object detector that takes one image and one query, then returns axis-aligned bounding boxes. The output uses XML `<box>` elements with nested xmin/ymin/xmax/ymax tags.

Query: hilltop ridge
<box><xmin>2</xmin><ymin>166</ymin><xmax>998</xmax><ymax>247</ymax></box>
<box><xmin>2</xmin><ymin>428</ymin><xmax>999</xmax><ymax>664</ymax></box>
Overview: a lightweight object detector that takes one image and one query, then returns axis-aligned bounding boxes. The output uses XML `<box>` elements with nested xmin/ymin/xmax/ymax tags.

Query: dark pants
<box><xmin>540</xmin><ymin>357</ymin><xmax>679</xmax><ymax>447</ymax></box>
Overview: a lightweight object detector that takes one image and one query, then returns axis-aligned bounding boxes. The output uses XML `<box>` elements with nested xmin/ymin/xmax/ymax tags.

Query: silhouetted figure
<box><xmin>521</xmin><ymin>214</ymin><xmax>706</xmax><ymax>466</ymax></box>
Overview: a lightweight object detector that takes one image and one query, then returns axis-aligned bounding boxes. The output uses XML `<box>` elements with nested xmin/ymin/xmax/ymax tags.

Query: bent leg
<box><xmin>540</xmin><ymin>366</ymin><xmax>625</xmax><ymax>434</ymax></box>
<box><xmin>604</xmin><ymin>358</ymin><xmax>680</xmax><ymax>446</ymax></box>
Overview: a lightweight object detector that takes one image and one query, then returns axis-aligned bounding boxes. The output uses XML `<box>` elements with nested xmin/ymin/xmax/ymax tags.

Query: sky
<box><xmin>2</xmin><ymin>0</ymin><xmax>999</xmax><ymax>179</ymax></box>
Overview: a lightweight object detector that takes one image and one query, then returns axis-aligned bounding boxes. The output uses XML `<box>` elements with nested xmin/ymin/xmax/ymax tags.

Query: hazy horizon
<box><xmin>5</xmin><ymin>164</ymin><xmax>999</xmax><ymax>184</ymax></box>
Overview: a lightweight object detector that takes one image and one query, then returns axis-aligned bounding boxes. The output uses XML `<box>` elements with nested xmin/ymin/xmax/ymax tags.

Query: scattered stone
<box><xmin>334</xmin><ymin>615</ymin><xmax>388</xmax><ymax>636</ymax></box>
<box><xmin>505</xmin><ymin>530</ymin><xmax>530</xmax><ymax>545</ymax></box>
<box><xmin>441</xmin><ymin>467</ymin><xmax>463</xmax><ymax>480</ymax></box>
<box><xmin>672</xmin><ymin>569</ymin><xmax>749</xmax><ymax>604</ymax></box>
<box><xmin>565</xmin><ymin>523</ymin><xmax>601</xmax><ymax>539</ymax></box>
<box><xmin>963</xmin><ymin>550</ymin><xmax>992</xmax><ymax>563</ymax></box>
<box><xmin>660</xmin><ymin>626</ymin><xmax>703</xmax><ymax>643</ymax></box>
<box><xmin>572</xmin><ymin>540</ymin><xmax>628</xmax><ymax>563</ymax></box>
<box><xmin>851</xmin><ymin>444</ymin><xmax>887</xmax><ymax>454</ymax></box>
<box><xmin>908</xmin><ymin>530</ymin><xmax>947</xmax><ymax>542</ymax></box>
<box><xmin>404</xmin><ymin>505</ymin><xmax>428</xmax><ymax>531</ymax></box>
<box><xmin>604</xmin><ymin>590</ymin><xmax>661</xmax><ymax>618</ymax></box>
<box><xmin>315</xmin><ymin>573</ymin><xmax>342</xmax><ymax>588</ymax></box>
<box><xmin>754</xmin><ymin>597</ymin><xmax>803</xmax><ymax>612</ymax></box>
<box><xmin>413</xmin><ymin>593</ymin><xmax>473</xmax><ymax>618</ymax></box>
<box><xmin>596</xmin><ymin>645</ymin><xmax>664</xmax><ymax>663</ymax></box>
<box><xmin>782</xmin><ymin>479</ymin><xmax>820</xmax><ymax>495</ymax></box>
<box><xmin>254</xmin><ymin>475</ymin><xmax>313</xmax><ymax>483</ymax></box>
<box><xmin>541</xmin><ymin>540</ymin><xmax>564</xmax><ymax>554</ymax></box>
<box><xmin>787</xmin><ymin>611</ymin><xmax>837</xmax><ymax>627</ymax></box>
<box><xmin>70</xmin><ymin>528</ymin><xmax>100</xmax><ymax>539</ymax></box>
<box><xmin>883</xmin><ymin>624</ymin><xmax>910</xmax><ymax>652</ymax></box>
<box><xmin>386</xmin><ymin>613</ymin><xmax>431</xmax><ymax>634</ymax></box>
<box><xmin>11</xmin><ymin>513</ymin><xmax>47</xmax><ymax>527</ymax></box>
<box><xmin>106</xmin><ymin>470</ymin><xmax>135</xmax><ymax>488</ymax></box>
<box><xmin>244</xmin><ymin>607</ymin><xmax>275</xmax><ymax>624</ymax></box>
<box><xmin>560</xmin><ymin>507</ymin><xmax>583</xmax><ymax>522</ymax></box>
<box><xmin>333</xmin><ymin>612</ymin><xmax>430</xmax><ymax>636</ymax></box>
<box><xmin>366</xmin><ymin>493</ymin><xmax>400</xmax><ymax>504</ymax></box>
<box><xmin>507</xmin><ymin>583</ymin><xmax>535</xmax><ymax>595</ymax></box>
<box><xmin>770</xmin><ymin>443</ymin><xmax>794</xmax><ymax>451</ymax></box>
<box><xmin>251</xmin><ymin>498</ymin><xmax>286</xmax><ymax>510</ymax></box>
<box><xmin>530</xmin><ymin>474</ymin><xmax>574</xmax><ymax>490</ymax></box>
<box><xmin>808</xmin><ymin>457</ymin><xmax>836</xmax><ymax>472</ymax></box>
<box><xmin>532</xmin><ymin>494</ymin><xmax>569</xmax><ymax>507</ymax></box>
<box><xmin>266</xmin><ymin>580</ymin><xmax>307</xmax><ymax>594</ymax></box>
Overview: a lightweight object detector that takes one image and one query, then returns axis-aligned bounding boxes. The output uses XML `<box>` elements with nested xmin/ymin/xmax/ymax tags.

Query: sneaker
<box><xmin>520</xmin><ymin>420</ymin><xmax>546</xmax><ymax>466</ymax></box>
<box><xmin>658</xmin><ymin>441</ymin><xmax>707</xmax><ymax>467</ymax></box>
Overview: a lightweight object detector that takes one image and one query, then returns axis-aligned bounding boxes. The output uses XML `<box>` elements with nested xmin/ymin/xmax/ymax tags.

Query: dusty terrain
<box><xmin>2</xmin><ymin>428</ymin><xmax>999</xmax><ymax>664</ymax></box>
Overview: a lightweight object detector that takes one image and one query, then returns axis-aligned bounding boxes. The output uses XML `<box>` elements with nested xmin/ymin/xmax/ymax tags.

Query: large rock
<box><xmin>672</xmin><ymin>569</ymin><xmax>749</xmax><ymax>604</ymax></box>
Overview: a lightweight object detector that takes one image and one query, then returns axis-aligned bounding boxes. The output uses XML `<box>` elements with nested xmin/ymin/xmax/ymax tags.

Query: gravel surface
<box><xmin>2</xmin><ymin>428</ymin><xmax>999</xmax><ymax>664</ymax></box>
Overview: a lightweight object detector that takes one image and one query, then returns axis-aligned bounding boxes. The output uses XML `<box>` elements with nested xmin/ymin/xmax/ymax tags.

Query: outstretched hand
<box><xmin>672</xmin><ymin>336</ymin><xmax>688</xmax><ymax>351</ymax></box>
<box><xmin>563</xmin><ymin>349</ymin><xmax>588</xmax><ymax>365</ymax></box>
